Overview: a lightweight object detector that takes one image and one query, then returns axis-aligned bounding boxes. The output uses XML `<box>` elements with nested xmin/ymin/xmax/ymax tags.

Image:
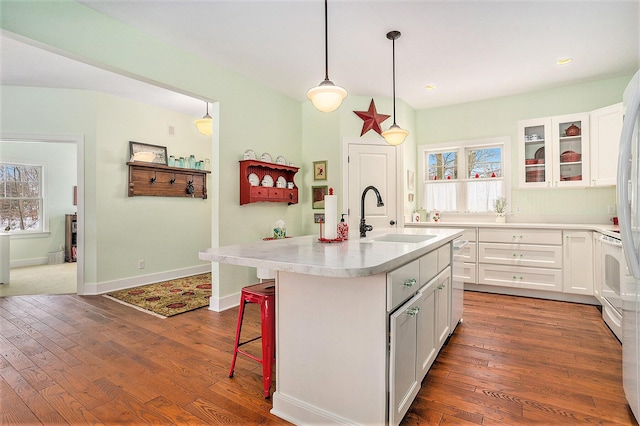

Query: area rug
<box><xmin>104</xmin><ymin>273</ymin><xmax>212</xmax><ymax>318</ymax></box>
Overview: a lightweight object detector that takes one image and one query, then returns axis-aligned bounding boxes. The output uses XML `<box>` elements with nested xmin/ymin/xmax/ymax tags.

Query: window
<box><xmin>421</xmin><ymin>138</ymin><xmax>509</xmax><ymax>214</ymax></box>
<box><xmin>0</xmin><ymin>163</ymin><xmax>44</xmax><ymax>231</ymax></box>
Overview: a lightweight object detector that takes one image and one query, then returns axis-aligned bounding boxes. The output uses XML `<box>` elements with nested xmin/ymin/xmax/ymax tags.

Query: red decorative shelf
<box><xmin>239</xmin><ymin>160</ymin><xmax>299</xmax><ymax>205</ymax></box>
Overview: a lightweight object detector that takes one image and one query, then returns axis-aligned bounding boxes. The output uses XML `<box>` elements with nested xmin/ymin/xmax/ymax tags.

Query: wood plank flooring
<box><xmin>0</xmin><ymin>290</ymin><xmax>636</xmax><ymax>425</ymax></box>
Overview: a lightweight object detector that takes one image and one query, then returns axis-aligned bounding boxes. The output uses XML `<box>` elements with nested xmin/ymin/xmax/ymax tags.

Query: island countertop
<box><xmin>199</xmin><ymin>227</ymin><xmax>464</xmax><ymax>278</ymax></box>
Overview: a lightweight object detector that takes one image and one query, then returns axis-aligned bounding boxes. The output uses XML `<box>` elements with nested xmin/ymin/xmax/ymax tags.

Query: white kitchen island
<box><xmin>199</xmin><ymin>227</ymin><xmax>463</xmax><ymax>425</ymax></box>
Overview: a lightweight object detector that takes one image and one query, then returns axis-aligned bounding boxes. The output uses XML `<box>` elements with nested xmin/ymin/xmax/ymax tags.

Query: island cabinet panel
<box><xmin>239</xmin><ymin>160</ymin><xmax>299</xmax><ymax>205</ymax></box>
<box><xmin>127</xmin><ymin>162</ymin><xmax>210</xmax><ymax>199</ymax></box>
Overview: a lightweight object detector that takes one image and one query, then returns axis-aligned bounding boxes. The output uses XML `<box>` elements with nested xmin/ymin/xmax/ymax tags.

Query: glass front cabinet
<box><xmin>518</xmin><ymin>113</ymin><xmax>590</xmax><ymax>188</ymax></box>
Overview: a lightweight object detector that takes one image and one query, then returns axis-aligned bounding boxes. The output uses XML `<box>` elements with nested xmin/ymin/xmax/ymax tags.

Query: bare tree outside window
<box><xmin>0</xmin><ymin>164</ymin><xmax>42</xmax><ymax>231</ymax></box>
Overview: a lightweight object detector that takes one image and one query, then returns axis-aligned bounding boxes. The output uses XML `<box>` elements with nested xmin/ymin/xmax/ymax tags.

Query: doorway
<box><xmin>0</xmin><ymin>136</ymin><xmax>83</xmax><ymax>296</ymax></box>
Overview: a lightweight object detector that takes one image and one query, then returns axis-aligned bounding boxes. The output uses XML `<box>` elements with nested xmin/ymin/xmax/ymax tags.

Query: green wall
<box><xmin>416</xmin><ymin>75</ymin><xmax>632</xmax><ymax>221</ymax></box>
<box><xmin>1</xmin><ymin>140</ymin><xmax>77</xmax><ymax>265</ymax></box>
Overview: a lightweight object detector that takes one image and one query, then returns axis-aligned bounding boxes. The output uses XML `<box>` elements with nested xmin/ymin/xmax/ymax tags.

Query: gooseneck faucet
<box><xmin>360</xmin><ymin>186</ymin><xmax>384</xmax><ymax>237</ymax></box>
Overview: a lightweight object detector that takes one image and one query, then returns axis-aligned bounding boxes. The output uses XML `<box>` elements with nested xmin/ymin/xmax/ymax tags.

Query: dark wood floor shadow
<box><xmin>0</xmin><ymin>290</ymin><xmax>636</xmax><ymax>425</ymax></box>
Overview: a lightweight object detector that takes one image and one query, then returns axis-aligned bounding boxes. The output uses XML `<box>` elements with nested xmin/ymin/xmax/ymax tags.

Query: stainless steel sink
<box><xmin>366</xmin><ymin>234</ymin><xmax>436</xmax><ymax>243</ymax></box>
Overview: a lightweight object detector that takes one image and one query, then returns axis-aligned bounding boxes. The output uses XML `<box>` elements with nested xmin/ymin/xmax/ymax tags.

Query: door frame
<box><xmin>341</xmin><ymin>136</ymin><xmax>405</xmax><ymax>230</ymax></box>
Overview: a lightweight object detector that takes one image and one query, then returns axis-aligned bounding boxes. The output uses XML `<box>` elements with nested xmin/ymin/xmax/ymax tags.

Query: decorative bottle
<box><xmin>337</xmin><ymin>214</ymin><xmax>349</xmax><ymax>240</ymax></box>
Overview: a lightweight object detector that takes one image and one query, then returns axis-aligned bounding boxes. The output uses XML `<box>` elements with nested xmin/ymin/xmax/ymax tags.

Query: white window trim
<box><xmin>1</xmin><ymin>159</ymin><xmax>48</xmax><ymax>234</ymax></box>
<box><xmin>418</xmin><ymin>136</ymin><xmax>511</xmax><ymax>217</ymax></box>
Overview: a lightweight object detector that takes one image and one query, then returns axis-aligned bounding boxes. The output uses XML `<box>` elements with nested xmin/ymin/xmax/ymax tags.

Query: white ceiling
<box><xmin>2</xmin><ymin>0</ymin><xmax>639</xmax><ymax>116</ymax></box>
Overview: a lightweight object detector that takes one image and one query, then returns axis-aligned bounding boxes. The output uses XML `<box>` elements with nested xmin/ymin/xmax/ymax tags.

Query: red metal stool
<box><xmin>229</xmin><ymin>281</ymin><xmax>276</xmax><ymax>398</ymax></box>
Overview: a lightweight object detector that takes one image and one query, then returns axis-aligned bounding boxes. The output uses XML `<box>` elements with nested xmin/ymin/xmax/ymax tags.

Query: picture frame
<box><xmin>129</xmin><ymin>141</ymin><xmax>168</xmax><ymax>165</ymax></box>
<box><xmin>314</xmin><ymin>213</ymin><xmax>325</xmax><ymax>223</ymax></box>
<box><xmin>313</xmin><ymin>160</ymin><xmax>327</xmax><ymax>181</ymax></box>
<box><xmin>312</xmin><ymin>185</ymin><xmax>328</xmax><ymax>209</ymax></box>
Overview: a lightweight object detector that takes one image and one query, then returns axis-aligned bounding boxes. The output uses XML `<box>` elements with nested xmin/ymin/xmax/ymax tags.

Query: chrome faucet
<box><xmin>360</xmin><ymin>186</ymin><xmax>384</xmax><ymax>237</ymax></box>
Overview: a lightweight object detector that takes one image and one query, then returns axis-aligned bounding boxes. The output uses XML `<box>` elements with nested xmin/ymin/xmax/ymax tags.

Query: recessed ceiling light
<box><xmin>557</xmin><ymin>57</ymin><xmax>572</xmax><ymax>65</ymax></box>
<box><xmin>425</xmin><ymin>85</ymin><xmax>436</xmax><ymax>90</ymax></box>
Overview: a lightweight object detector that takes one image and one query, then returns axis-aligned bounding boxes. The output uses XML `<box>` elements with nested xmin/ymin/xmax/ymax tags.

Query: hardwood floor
<box><xmin>0</xmin><ymin>290</ymin><xmax>636</xmax><ymax>425</ymax></box>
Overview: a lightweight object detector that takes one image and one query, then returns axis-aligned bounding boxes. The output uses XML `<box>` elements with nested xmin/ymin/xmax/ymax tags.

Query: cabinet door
<box><xmin>590</xmin><ymin>103</ymin><xmax>623</xmax><ymax>187</ymax></box>
<box><xmin>435</xmin><ymin>269</ymin><xmax>451</xmax><ymax>349</ymax></box>
<box><xmin>389</xmin><ymin>293</ymin><xmax>421</xmax><ymax>426</ymax></box>
<box><xmin>518</xmin><ymin>118</ymin><xmax>552</xmax><ymax>188</ymax></box>
<box><xmin>416</xmin><ymin>280</ymin><xmax>437</xmax><ymax>380</ymax></box>
<box><xmin>563</xmin><ymin>231</ymin><xmax>594</xmax><ymax>295</ymax></box>
<box><xmin>551</xmin><ymin>113</ymin><xmax>590</xmax><ymax>188</ymax></box>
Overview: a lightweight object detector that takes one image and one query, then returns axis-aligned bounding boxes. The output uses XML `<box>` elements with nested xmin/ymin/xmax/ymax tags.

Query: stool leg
<box><xmin>261</xmin><ymin>296</ymin><xmax>275</xmax><ymax>398</ymax></box>
<box><xmin>229</xmin><ymin>299</ymin><xmax>246</xmax><ymax>378</ymax></box>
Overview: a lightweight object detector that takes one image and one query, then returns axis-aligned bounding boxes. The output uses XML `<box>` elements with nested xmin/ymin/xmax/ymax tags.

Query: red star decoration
<box><xmin>353</xmin><ymin>99</ymin><xmax>390</xmax><ymax>136</ymax></box>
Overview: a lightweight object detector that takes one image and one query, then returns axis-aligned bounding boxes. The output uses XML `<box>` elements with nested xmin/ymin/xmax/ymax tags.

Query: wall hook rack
<box><xmin>127</xmin><ymin>162</ymin><xmax>210</xmax><ymax>199</ymax></box>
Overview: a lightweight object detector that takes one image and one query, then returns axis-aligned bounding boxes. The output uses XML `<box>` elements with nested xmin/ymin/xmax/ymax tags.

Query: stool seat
<box><xmin>229</xmin><ymin>281</ymin><xmax>276</xmax><ymax>398</ymax></box>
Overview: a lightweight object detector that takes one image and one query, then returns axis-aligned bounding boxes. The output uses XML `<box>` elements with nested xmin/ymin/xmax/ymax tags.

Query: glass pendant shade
<box><xmin>194</xmin><ymin>116</ymin><xmax>212</xmax><ymax>136</ymax></box>
<box><xmin>307</xmin><ymin>79</ymin><xmax>348</xmax><ymax>113</ymax></box>
<box><xmin>382</xmin><ymin>124</ymin><xmax>409</xmax><ymax>146</ymax></box>
<box><xmin>194</xmin><ymin>102</ymin><xmax>213</xmax><ymax>136</ymax></box>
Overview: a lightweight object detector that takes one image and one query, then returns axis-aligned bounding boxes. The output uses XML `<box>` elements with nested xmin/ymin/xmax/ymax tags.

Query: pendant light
<box><xmin>194</xmin><ymin>101</ymin><xmax>213</xmax><ymax>136</ymax></box>
<box><xmin>381</xmin><ymin>30</ymin><xmax>409</xmax><ymax>146</ymax></box>
<box><xmin>306</xmin><ymin>0</ymin><xmax>347</xmax><ymax>113</ymax></box>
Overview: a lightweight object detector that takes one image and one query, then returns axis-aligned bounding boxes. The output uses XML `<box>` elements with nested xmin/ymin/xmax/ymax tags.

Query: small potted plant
<box><xmin>494</xmin><ymin>197</ymin><xmax>507</xmax><ymax>223</ymax></box>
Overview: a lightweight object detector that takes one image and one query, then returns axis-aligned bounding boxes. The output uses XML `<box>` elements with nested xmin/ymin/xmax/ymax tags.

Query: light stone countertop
<box><xmin>406</xmin><ymin>221</ymin><xmax>620</xmax><ymax>238</ymax></box>
<box><xmin>199</xmin><ymin>227</ymin><xmax>464</xmax><ymax>278</ymax></box>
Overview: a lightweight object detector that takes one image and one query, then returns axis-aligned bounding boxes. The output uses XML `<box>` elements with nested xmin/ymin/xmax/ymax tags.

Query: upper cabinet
<box><xmin>551</xmin><ymin>113</ymin><xmax>590</xmax><ymax>188</ymax></box>
<box><xmin>518</xmin><ymin>105</ymin><xmax>623</xmax><ymax>189</ymax></box>
<box><xmin>590</xmin><ymin>103</ymin><xmax>623</xmax><ymax>187</ymax></box>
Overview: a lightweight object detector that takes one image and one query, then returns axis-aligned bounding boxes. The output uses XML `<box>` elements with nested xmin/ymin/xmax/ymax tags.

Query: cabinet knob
<box><xmin>406</xmin><ymin>307</ymin><xmax>420</xmax><ymax>317</ymax></box>
<box><xmin>402</xmin><ymin>278</ymin><xmax>417</xmax><ymax>288</ymax></box>
<box><xmin>437</xmin><ymin>284</ymin><xmax>445</xmax><ymax>290</ymax></box>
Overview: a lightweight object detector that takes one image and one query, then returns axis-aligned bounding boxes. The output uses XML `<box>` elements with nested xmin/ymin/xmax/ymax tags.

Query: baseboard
<box><xmin>208</xmin><ymin>291</ymin><xmax>239</xmax><ymax>312</ymax></box>
<box><xmin>11</xmin><ymin>257</ymin><xmax>48</xmax><ymax>268</ymax></box>
<box><xmin>84</xmin><ymin>264</ymin><xmax>212</xmax><ymax>295</ymax></box>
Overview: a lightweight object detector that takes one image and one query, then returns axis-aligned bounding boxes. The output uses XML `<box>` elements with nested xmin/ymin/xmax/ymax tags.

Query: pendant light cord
<box><xmin>324</xmin><ymin>0</ymin><xmax>329</xmax><ymax>81</ymax></box>
<box><xmin>391</xmin><ymin>36</ymin><xmax>397</xmax><ymax>125</ymax></box>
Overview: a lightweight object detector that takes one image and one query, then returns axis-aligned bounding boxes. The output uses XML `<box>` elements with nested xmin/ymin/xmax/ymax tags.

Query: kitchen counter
<box><xmin>406</xmin><ymin>221</ymin><xmax>620</xmax><ymax>238</ymax></box>
<box><xmin>199</xmin><ymin>227</ymin><xmax>463</xmax><ymax>277</ymax></box>
<box><xmin>199</xmin><ymin>227</ymin><xmax>463</xmax><ymax>425</ymax></box>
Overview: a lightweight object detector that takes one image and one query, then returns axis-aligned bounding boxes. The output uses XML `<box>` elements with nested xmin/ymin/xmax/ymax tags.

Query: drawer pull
<box><xmin>437</xmin><ymin>284</ymin><xmax>445</xmax><ymax>290</ymax></box>
<box><xmin>406</xmin><ymin>307</ymin><xmax>420</xmax><ymax>317</ymax></box>
<box><xmin>512</xmin><ymin>253</ymin><xmax>524</xmax><ymax>257</ymax></box>
<box><xmin>402</xmin><ymin>278</ymin><xmax>417</xmax><ymax>288</ymax></box>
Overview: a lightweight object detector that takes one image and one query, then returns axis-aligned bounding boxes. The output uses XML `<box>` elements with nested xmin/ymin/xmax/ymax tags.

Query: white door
<box><xmin>347</xmin><ymin>143</ymin><xmax>398</xmax><ymax>235</ymax></box>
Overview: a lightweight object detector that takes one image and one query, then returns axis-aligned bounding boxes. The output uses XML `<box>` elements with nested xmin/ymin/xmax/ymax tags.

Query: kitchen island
<box><xmin>199</xmin><ymin>227</ymin><xmax>463</xmax><ymax>425</ymax></box>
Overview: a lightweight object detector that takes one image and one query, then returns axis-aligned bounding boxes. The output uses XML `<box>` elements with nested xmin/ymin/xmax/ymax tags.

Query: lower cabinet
<box><xmin>563</xmin><ymin>231</ymin><xmax>594</xmax><ymax>295</ymax></box>
<box><xmin>389</xmin><ymin>267</ymin><xmax>451</xmax><ymax>426</ymax></box>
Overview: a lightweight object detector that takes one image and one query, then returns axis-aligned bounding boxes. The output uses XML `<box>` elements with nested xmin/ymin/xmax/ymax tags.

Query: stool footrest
<box><xmin>238</xmin><ymin>335</ymin><xmax>262</xmax><ymax>347</ymax></box>
<box><xmin>236</xmin><ymin>348</ymin><xmax>264</xmax><ymax>364</ymax></box>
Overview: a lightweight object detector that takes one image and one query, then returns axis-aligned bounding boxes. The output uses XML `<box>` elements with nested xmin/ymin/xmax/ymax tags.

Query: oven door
<box><xmin>602</xmin><ymin>235</ymin><xmax>624</xmax><ymax>312</ymax></box>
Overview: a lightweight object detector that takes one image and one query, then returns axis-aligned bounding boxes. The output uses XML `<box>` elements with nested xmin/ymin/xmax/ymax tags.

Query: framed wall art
<box><xmin>129</xmin><ymin>141</ymin><xmax>168</xmax><ymax>165</ymax></box>
<box><xmin>312</xmin><ymin>185</ymin><xmax>328</xmax><ymax>209</ymax></box>
<box><xmin>313</xmin><ymin>160</ymin><xmax>327</xmax><ymax>181</ymax></box>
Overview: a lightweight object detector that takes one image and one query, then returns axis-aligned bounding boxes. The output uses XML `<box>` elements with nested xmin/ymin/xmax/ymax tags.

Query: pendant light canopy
<box><xmin>307</xmin><ymin>0</ymin><xmax>347</xmax><ymax>113</ymax></box>
<box><xmin>381</xmin><ymin>30</ymin><xmax>409</xmax><ymax>146</ymax></box>
<box><xmin>194</xmin><ymin>101</ymin><xmax>213</xmax><ymax>136</ymax></box>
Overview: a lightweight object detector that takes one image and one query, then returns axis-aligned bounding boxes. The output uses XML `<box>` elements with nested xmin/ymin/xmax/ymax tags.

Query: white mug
<box><xmin>287</xmin><ymin>182</ymin><xmax>294</xmax><ymax>189</ymax></box>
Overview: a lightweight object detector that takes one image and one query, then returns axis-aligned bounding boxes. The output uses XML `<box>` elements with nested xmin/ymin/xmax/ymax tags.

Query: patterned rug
<box><xmin>104</xmin><ymin>273</ymin><xmax>212</xmax><ymax>318</ymax></box>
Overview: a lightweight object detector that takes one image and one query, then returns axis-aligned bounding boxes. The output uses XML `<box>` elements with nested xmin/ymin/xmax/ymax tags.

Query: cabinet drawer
<box><xmin>437</xmin><ymin>243</ymin><xmax>451</xmax><ymax>272</ymax></box>
<box><xmin>478</xmin><ymin>264</ymin><xmax>562</xmax><ymax>292</ymax></box>
<box><xmin>459</xmin><ymin>242</ymin><xmax>477</xmax><ymax>263</ymax></box>
<box><xmin>478</xmin><ymin>243</ymin><xmax>562</xmax><ymax>268</ymax></box>
<box><xmin>460</xmin><ymin>262</ymin><xmax>477</xmax><ymax>284</ymax></box>
<box><xmin>388</xmin><ymin>259</ymin><xmax>421</xmax><ymax>312</ymax></box>
<box><xmin>461</xmin><ymin>228</ymin><xmax>477</xmax><ymax>242</ymax></box>
<box><xmin>479</xmin><ymin>228</ymin><xmax>562</xmax><ymax>245</ymax></box>
<box><xmin>419</xmin><ymin>250</ymin><xmax>438</xmax><ymax>287</ymax></box>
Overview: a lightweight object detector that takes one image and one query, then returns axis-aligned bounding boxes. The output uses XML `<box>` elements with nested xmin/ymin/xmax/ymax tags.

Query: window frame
<box><xmin>0</xmin><ymin>161</ymin><xmax>48</xmax><ymax>236</ymax></box>
<box><xmin>418</xmin><ymin>136</ymin><xmax>511</xmax><ymax>216</ymax></box>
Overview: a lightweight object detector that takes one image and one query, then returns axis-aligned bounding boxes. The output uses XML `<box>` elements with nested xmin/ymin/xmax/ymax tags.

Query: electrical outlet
<box><xmin>138</xmin><ymin>260</ymin><xmax>145</xmax><ymax>269</ymax></box>
<box><xmin>608</xmin><ymin>205</ymin><xmax>616</xmax><ymax>214</ymax></box>
<box><xmin>515</xmin><ymin>205</ymin><xmax>521</xmax><ymax>214</ymax></box>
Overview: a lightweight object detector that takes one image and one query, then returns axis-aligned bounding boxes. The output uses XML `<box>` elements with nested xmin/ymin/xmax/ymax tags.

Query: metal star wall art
<box><xmin>353</xmin><ymin>99</ymin><xmax>390</xmax><ymax>136</ymax></box>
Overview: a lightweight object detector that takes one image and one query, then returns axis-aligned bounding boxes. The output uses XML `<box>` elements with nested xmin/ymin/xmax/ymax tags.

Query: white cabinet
<box><xmin>593</xmin><ymin>232</ymin><xmax>603</xmax><ymax>301</ymax></box>
<box><xmin>519</xmin><ymin>105</ymin><xmax>624</xmax><ymax>189</ymax></box>
<box><xmin>389</xmin><ymin>267</ymin><xmax>451</xmax><ymax>426</ymax></box>
<box><xmin>590</xmin><ymin>103</ymin><xmax>623</xmax><ymax>187</ymax></box>
<box><xmin>563</xmin><ymin>231</ymin><xmax>594</xmax><ymax>295</ymax></box>
<box><xmin>478</xmin><ymin>228</ymin><xmax>563</xmax><ymax>292</ymax></box>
